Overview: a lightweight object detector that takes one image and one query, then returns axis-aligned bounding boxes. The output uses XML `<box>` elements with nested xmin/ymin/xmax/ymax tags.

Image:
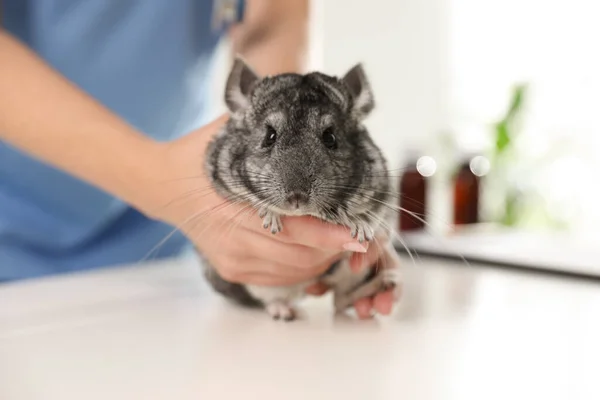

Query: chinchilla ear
<box><xmin>225</xmin><ymin>56</ymin><xmax>260</xmax><ymax>112</ymax></box>
<box><xmin>341</xmin><ymin>63</ymin><xmax>375</xmax><ymax>119</ymax></box>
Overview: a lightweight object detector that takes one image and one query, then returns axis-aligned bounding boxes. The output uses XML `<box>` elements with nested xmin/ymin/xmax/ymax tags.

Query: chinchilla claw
<box><xmin>262</xmin><ymin>211</ymin><xmax>282</xmax><ymax>234</ymax></box>
<box><xmin>351</xmin><ymin>220</ymin><xmax>374</xmax><ymax>243</ymax></box>
<box><xmin>258</xmin><ymin>207</ymin><xmax>268</xmax><ymax>219</ymax></box>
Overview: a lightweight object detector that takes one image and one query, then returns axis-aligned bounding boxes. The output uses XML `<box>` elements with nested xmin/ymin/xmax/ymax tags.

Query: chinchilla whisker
<box><xmin>205</xmin><ymin>180</ymin><xmax>273</xmax><ymax>193</ymax></box>
<box><xmin>143</xmin><ymin>191</ymin><xmax>267</xmax><ymax>262</ymax></box>
<box><xmin>320</xmin><ymin>185</ymin><xmax>436</xmax><ymax>229</ymax></box>
<box><xmin>333</xmin><ymin>205</ymin><xmax>406</xmax><ymax>271</ymax></box>
<box><xmin>211</xmin><ymin>203</ymin><xmax>257</xmax><ymax>247</ymax></box>
<box><xmin>319</xmin><ymin>184</ymin><xmax>398</xmax><ymax>199</ymax></box>
<box><xmin>205</xmin><ymin>178</ymin><xmax>273</xmax><ymax>188</ymax></box>
<box><xmin>340</xmin><ymin>192</ymin><xmax>436</xmax><ymax>232</ymax></box>
<box><xmin>162</xmin><ymin>173</ymin><xmax>272</xmax><ymax>184</ymax></box>
<box><xmin>363</xmin><ymin>196</ymin><xmax>438</xmax><ymax>228</ymax></box>
<box><xmin>144</xmin><ymin>197</ymin><xmax>254</xmax><ymax>263</ymax></box>
<box><xmin>176</xmin><ymin>194</ymin><xmax>256</xmax><ymax>232</ymax></box>
<box><xmin>139</xmin><ymin>199</ymin><xmax>235</xmax><ymax>263</ymax></box>
<box><xmin>160</xmin><ymin>175</ymin><xmax>213</xmax><ymax>182</ymax></box>
<box><xmin>172</xmin><ymin>191</ymin><xmax>262</xmax><ymax>220</ymax></box>
<box><xmin>184</xmin><ymin>195</ymin><xmax>264</xmax><ymax>243</ymax></box>
<box><xmin>320</xmin><ymin>184</ymin><xmax>428</xmax><ymax>210</ymax></box>
<box><xmin>216</xmin><ymin>196</ymin><xmax>275</xmax><ymax>242</ymax></box>
<box><xmin>227</xmin><ymin>194</ymin><xmax>279</xmax><ymax>234</ymax></box>
<box><xmin>319</xmin><ymin>170</ymin><xmax>413</xmax><ymax>181</ymax></box>
<box><xmin>193</xmin><ymin>200</ymin><xmax>259</xmax><ymax>245</ymax></box>
<box><xmin>241</xmin><ymin>171</ymin><xmax>274</xmax><ymax>179</ymax></box>
<box><xmin>318</xmin><ymin>188</ymin><xmax>470</xmax><ymax>268</ymax></box>
<box><xmin>325</xmin><ymin>167</ymin><xmax>411</xmax><ymax>177</ymax></box>
<box><xmin>363</xmin><ymin>209</ymin><xmax>417</xmax><ymax>269</ymax></box>
<box><xmin>156</xmin><ymin>181</ymin><xmax>272</xmax><ymax>211</ymax></box>
<box><xmin>340</xmin><ymin>204</ymin><xmax>417</xmax><ymax>270</ymax></box>
<box><xmin>185</xmin><ymin>199</ymin><xmax>247</xmax><ymax>239</ymax></box>
<box><xmin>364</xmin><ymin>200</ymin><xmax>471</xmax><ymax>269</ymax></box>
<box><xmin>140</xmin><ymin>229</ymin><xmax>182</xmax><ymax>263</ymax></box>
<box><xmin>359</xmin><ymin>173</ymin><xmax>408</xmax><ymax>179</ymax></box>
<box><xmin>188</xmin><ymin>194</ymin><xmax>278</xmax><ymax>243</ymax></box>
<box><xmin>158</xmin><ymin>188</ymin><xmax>223</xmax><ymax>210</ymax></box>
<box><xmin>327</xmin><ymin>202</ymin><xmax>398</xmax><ymax>271</ymax></box>
<box><xmin>313</xmin><ymin>199</ymin><xmax>338</xmax><ymax>222</ymax></box>
<box><xmin>371</xmin><ymin>235</ymin><xmax>388</xmax><ymax>273</ymax></box>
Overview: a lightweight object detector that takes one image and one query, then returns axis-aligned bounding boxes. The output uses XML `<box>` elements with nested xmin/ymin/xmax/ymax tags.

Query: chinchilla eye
<box><xmin>322</xmin><ymin>127</ymin><xmax>337</xmax><ymax>149</ymax></box>
<box><xmin>263</xmin><ymin>124</ymin><xmax>277</xmax><ymax>147</ymax></box>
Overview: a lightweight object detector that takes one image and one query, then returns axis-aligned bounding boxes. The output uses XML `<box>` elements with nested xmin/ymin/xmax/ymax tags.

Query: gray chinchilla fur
<box><xmin>201</xmin><ymin>57</ymin><xmax>402</xmax><ymax>321</ymax></box>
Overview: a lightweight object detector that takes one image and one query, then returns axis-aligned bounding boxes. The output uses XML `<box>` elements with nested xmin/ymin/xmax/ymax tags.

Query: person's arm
<box><xmin>0</xmin><ymin>0</ymin><xmax>308</xmax><ymax>208</ymax></box>
<box><xmin>0</xmin><ymin>30</ymin><xmax>160</xmax><ymax>211</ymax></box>
<box><xmin>228</xmin><ymin>0</ymin><xmax>310</xmax><ymax>75</ymax></box>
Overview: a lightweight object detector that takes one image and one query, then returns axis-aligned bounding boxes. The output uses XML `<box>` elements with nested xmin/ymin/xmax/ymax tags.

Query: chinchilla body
<box><xmin>202</xmin><ymin>58</ymin><xmax>401</xmax><ymax>321</ymax></box>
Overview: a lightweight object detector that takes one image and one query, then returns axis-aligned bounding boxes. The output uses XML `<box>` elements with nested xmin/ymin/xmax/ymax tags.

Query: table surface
<box><xmin>399</xmin><ymin>228</ymin><xmax>600</xmax><ymax>277</ymax></box>
<box><xmin>1</xmin><ymin>255</ymin><xmax>599</xmax><ymax>400</ymax></box>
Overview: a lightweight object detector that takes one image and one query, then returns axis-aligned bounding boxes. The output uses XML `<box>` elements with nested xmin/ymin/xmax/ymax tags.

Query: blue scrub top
<box><xmin>0</xmin><ymin>0</ymin><xmax>243</xmax><ymax>281</ymax></box>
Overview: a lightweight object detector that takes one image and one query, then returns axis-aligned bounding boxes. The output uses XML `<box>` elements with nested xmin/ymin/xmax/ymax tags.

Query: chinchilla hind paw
<box><xmin>266</xmin><ymin>300</ymin><xmax>297</xmax><ymax>321</ymax></box>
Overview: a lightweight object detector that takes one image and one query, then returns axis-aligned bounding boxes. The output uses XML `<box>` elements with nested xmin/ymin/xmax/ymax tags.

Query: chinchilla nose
<box><xmin>285</xmin><ymin>192</ymin><xmax>309</xmax><ymax>209</ymax></box>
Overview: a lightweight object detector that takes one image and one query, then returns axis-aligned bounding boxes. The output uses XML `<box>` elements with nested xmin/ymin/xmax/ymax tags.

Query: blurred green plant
<box><xmin>485</xmin><ymin>84</ymin><xmax>576</xmax><ymax>230</ymax></box>
<box><xmin>488</xmin><ymin>84</ymin><xmax>527</xmax><ymax>226</ymax></box>
<box><xmin>435</xmin><ymin>83</ymin><xmax>571</xmax><ymax>230</ymax></box>
<box><xmin>492</xmin><ymin>84</ymin><xmax>526</xmax><ymax>159</ymax></box>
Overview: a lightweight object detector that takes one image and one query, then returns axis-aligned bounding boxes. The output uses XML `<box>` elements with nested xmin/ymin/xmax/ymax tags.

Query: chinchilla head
<box><xmin>212</xmin><ymin>57</ymin><xmax>390</xmax><ymax>221</ymax></box>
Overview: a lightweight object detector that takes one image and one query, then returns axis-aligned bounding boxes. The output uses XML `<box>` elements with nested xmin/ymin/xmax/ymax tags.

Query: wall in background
<box><xmin>208</xmin><ymin>0</ymin><xmax>451</xmax><ymax>172</ymax></box>
<box><xmin>321</xmin><ymin>0</ymin><xmax>600</xmax><ymax>232</ymax></box>
<box><xmin>206</xmin><ymin>0</ymin><xmax>325</xmax><ymax>121</ymax></box>
<box><xmin>320</xmin><ymin>0</ymin><xmax>450</xmax><ymax>172</ymax></box>
<box><xmin>319</xmin><ymin>0</ymin><xmax>455</xmax><ymax>230</ymax></box>
<box><xmin>206</xmin><ymin>1</ymin><xmax>600</xmax><ymax>232</ymax></box>
<box><xmin>205</xmin><ymin>0</ymin><xmax>455</xmax><ymax>229</ymax></box>
<box><xmin>448</xmin><ymin>0</ymin><xmax>600</xmax><ymax>232</ymax></box>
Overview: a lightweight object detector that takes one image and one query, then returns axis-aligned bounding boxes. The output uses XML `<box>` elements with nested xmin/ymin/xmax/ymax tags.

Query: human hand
<box><xmin>142</xmin><ymin>115</ymin><xmax>370</xmax><ymax>288</ymax></box>
<box><xmin>305</xmin><ymin>234</ymin><xmax>400</xmax><ymax>319</ymax></box>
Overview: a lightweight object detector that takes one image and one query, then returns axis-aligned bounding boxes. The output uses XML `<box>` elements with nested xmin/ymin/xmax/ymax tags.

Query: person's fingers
<box><xmin>255</xmin><ymin>215</ymin><xmax>368</xmax><ymax>253</ymax></box>
<box><xmin>279</xmin><ymin>253</ymin><xmax>344</xmax><ymax>281</ymax></box>
<box><xmin>373</xmin><ymin>290</ymin><xmax>395</xmax><ymax>315</ymax></box>
<box><xmin>353</xmin><ymin>297</ymin><xmax>374</xmax><ymax>319</ymax></box>
<box><xmin>310</xmin><ymin>253</ymin><xmax>346</xmax><ymax>277</ymax></box>
<box><xmin>224</xmin><ymin>270</ymin><xmax>307</xmax><ymax>286</ymax></box>
<box><xmin>305</xmin><ymin>282</ymin><xmax>330</xmax><ymax>296</ymax></box>
<box><xmin>349</xmin><ymin>240</ymin><xmax>383</xmax><ymax>272</ymax></box>
<box><xmin>233</xmin><ymin>228</ymin><xmax>339</xmax><ymax>270</ymax></box>
<box><xmin>216</xmin><ymin>255</ymin><xmax>305</xmax><ymax>285</ymax></box>
<box><xmin>219</xmin><ymin>250</ymin><xmax>343</xmax><ymax>286</ymax></box>
<box><xmin>220</xmin><ymin>206</ymin><xmax>371</xmax><ymax>255</ymax></box>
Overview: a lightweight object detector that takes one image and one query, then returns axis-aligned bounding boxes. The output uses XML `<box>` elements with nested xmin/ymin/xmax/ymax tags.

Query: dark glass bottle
<box><xmin>398</xmin><ymin>159</ymin><xmax>427</xmax><ymax>231</ymax></box>
<box><xmin>453</xmin><ymin>160</ymin><xmax>479</xmax><ymax>225</ymax></box>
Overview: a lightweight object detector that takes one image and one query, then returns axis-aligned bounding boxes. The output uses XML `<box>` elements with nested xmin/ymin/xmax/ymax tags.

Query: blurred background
<box><xmin>209</xmin><ymin>0</ymin><xmax>600</xmax><ymax>274</ymax></box>
<box><xmin>2</xmin><ymin>4</ymin><xmax>600</xmax><ymax>396</ymax></box>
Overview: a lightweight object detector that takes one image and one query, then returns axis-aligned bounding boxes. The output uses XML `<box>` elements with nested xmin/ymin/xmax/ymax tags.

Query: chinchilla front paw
<box><xmin>350</xmin><ymin>220</ymin><xmax>375</xmax><ymax>243</ymax></box>
<box><xmin>259</xmin><ymin>208</ymin><xmax>282</xmax><ymax>234</ymax></box>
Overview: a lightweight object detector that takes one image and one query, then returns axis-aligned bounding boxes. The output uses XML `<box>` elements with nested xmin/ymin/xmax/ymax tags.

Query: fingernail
<box><xmin>343</xmin><ymin>242</ymin><xmax>367</xmax><ymax>253</ymax></box>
